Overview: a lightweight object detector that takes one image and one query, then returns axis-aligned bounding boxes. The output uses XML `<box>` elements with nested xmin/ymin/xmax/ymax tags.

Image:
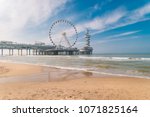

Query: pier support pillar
<box><xmin>21</xmin><ymin>49</ymin><xmax>22</xmax><ymax>56</ymax></box>
<box><xmin>32</xmin><ymin>50</ymin><xmax>34</xmax><ymax>55</ymax></box>
<box><xmin>9</xmin><ymin>49</ymin><xmax>11</xmax><ymax>56</ymax></box>
<box><xmin>1</xmin><ymin>49</ymin><xmax>3</xmax><ymax>56</ymax></box>
<box><xmin>36</xmin><ymin>50</ymin><xmax>37</xmax><ymax>55</ymax></box>
<box><xmin>18</xmin><ymin>49</ymin><xmax>19</xmax><ymax>56</ymax></box>
<box><xmin>12</xmin><ymin>49</ymin><xmax>14</xmax><ymax>56</ymax></box>
<box><xmin>26</xmin><ymin>49</ymin><xmax>28</xmax><ymax>55</ymax></box>
<box><xmin>29</xmin><ymin>49</ymin><xmax>31</xmax><ymax>55</ymax></box>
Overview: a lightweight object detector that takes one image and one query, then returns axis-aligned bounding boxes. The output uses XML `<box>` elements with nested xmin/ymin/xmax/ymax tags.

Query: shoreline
<box><xmin>0</xmin><ymin>60</ymin><xmax>150</xmax><ymax>80</ymax></box>
<box><xmin>0</xmin><ymin>61</ymin><xmax>150</xmax><ymax>100</ymax></box>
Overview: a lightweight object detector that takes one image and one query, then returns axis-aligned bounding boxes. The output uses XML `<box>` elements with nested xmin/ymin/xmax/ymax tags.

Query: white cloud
<box><xmin>104</xmin><ymin>9</ymin><xmax>125</xmax><ymax>24</ymax></box>
<box><xmin>76</xmin><ymin>7</ymin><xmax>126</xmax><ymax>33</ymax></box>
<box><xmin>97</xmin><ymin>36</ymin><xmax>139</xmax><ymax>44</ymax></box>
<box><xmin>0</xmin><ymin>0</ymin><xmax>68</xmax><ymax>42</ymax></box>
<box><xmin>91</xmin><ymin>3</ymin><xmax>150</xmax><ymax>36</ymax></box>
<box><xmin>93</xmin><ymin>4</ymin><xmax>100</xmax><ymax>10</ymax></box>
<box><xmin>93</xmin><ymin>0</ymin><xmax>112</xmax><ymax>11</ymax></box>
<box><xmin>133</xmin><ymin>3</ymin><xmax>150</xmax><ymax>19</ymax></box>
<box><xmin>92</xmin><ymin>17</ymin><xmax>150</xmax><ymax>36</ymax></box>
<box><xmin>109</xmin><ymin>30</ymin><xmax>141</xmax><ymax>38</ymax></box>
<box><xmin>90</xmin><ymin>30</ymin><xmax>140</xmax><ymax>45</ymax></box>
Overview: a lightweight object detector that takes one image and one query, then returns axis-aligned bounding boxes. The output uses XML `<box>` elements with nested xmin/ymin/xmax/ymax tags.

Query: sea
<box><xmin>0</xmin><ymin>53</ymin><xmax>150</xmax><ymax>79</ymax></box>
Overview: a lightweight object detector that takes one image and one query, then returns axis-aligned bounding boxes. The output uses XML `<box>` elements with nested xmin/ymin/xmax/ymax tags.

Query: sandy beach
<box><xmin>0</xmin><ymin>62</ymin><xmax>150</xmax><ymax>100</ymax></box>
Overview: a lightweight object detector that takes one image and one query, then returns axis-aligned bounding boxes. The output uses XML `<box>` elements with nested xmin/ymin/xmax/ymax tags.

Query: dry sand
<box><xmin>0</xmin><ymin>62</ymin><xmax>150</xmax><ymax>100</ymax></box>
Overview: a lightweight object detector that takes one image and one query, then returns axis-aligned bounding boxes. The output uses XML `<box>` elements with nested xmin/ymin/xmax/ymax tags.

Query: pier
<box><xmin>0</xmin><ymin>41</ymin><xmax>54</xmax><ymax>56</ymax></box>
<box><xmin>0</xmin><ymin>41</ymin><xmax>79</xmax><ymax>56</ymax></box>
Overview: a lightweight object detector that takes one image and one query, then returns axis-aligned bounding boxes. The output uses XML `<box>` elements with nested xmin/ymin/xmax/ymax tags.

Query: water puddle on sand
<box><xmin>0</xmin><ymin>73</ymin><xmax>49</xmax><ymax>84</ymax></box>
<box><xmin>0</xmin><ymin>67</ymin><xmax>97</xmax><ymax>84</ymax></box>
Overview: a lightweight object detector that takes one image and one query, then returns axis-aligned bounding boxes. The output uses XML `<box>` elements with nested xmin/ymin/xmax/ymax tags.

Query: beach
<box><xmin>0</xmin><ymin>62</ymin><xmax>150</xmax><ymax>100</ymax></box>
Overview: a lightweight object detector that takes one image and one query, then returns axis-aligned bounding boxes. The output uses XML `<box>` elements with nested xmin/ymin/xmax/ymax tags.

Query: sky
<box><xmin>0</xmin><ymin>0</ymin><xmax>150</xmax><ymax>53</ymax></box>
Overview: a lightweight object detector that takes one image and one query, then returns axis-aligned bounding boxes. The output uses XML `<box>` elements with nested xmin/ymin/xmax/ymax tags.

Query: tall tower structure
<box><xmin>79</xmin><ymin>29</ymin><xmax>93</xmax><ymax>55</ymax></box>
<box><xmin>85</xmin><ymin>29</ymin><xmax>90</xmax><ymax>47</ymax></box>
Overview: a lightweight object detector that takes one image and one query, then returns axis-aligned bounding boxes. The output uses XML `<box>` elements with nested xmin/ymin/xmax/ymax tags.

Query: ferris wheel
<box><xmin>49</xmin><ymin>19</ymin><xmax>78</xmax><ymax>48</ymax></box>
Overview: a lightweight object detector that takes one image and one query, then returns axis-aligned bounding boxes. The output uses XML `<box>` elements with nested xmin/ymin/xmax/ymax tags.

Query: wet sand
<box><xmin>0</xmin><ymin>62</ymin><xmax>150</xmax><ymax>100</ymax></box>
<box><xmin>0</xmin><ymin>62</ymin><xmax>42</xmax><ymax>77</ymax></box>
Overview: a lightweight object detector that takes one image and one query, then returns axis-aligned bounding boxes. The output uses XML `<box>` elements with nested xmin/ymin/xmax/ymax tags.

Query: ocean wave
<box><xmin>42</xmin><ymin>65</ymin><xmax>88</xmax><ymax>71</ymax></box>
<box><xmin>141</xmin><ymin>58</ymin><xmax>150</xmax><ymax>61</ymax></box>
<box><xmin>78</xmin><ymin>56</ymin><xmax>150</xmax><ymax>61</ymax></box>
<box><xmin>39</xmin><ymin>65</ymin><xmax>150</xmax><ymax>79</ymax></box>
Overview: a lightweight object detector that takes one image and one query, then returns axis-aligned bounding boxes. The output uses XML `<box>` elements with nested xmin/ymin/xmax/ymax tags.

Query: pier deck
<box><xmin>0</xmin><ymin>41</ymin><xmax>79</xmax><ymax>56</ymax></box>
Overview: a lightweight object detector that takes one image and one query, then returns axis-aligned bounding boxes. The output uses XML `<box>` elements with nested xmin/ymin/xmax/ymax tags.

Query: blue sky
<box><xmin>0</xmin><ymin>0</ymin><xmax>150</xmax><ymax>53</ymax></box>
